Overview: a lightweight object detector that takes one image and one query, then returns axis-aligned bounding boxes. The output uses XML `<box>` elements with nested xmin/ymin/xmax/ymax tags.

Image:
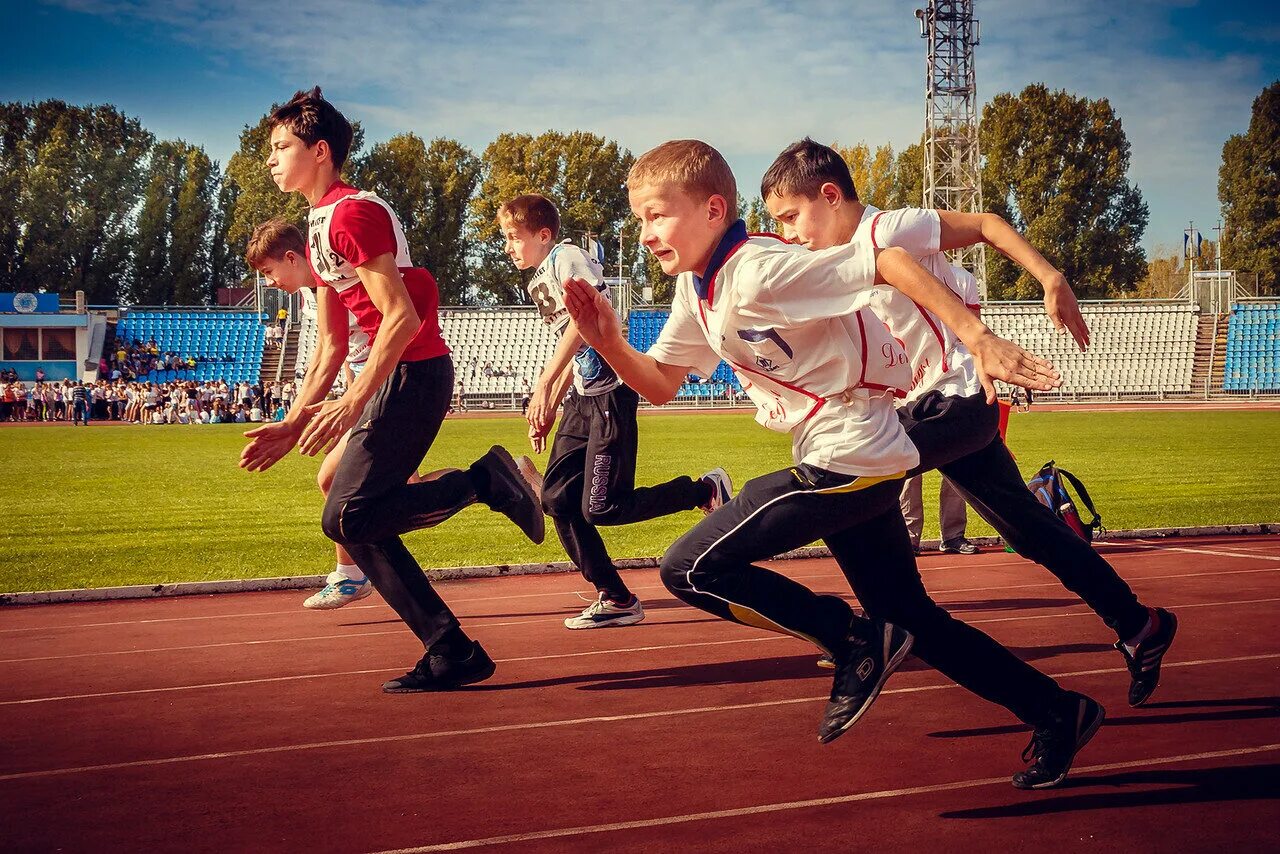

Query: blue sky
<box><xmin>5</xmin><ymin>0</ymin><xmax>1278</xmax><ymax>256</ymax></box>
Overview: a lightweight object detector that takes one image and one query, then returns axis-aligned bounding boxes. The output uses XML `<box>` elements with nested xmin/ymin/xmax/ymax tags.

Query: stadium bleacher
<box><xmin>984</xmin><ymin>301</ymin><xmax>1198</xmax><ymax>396</ymax></box>
<box><xmin>1223</xmin><ymin>302</ymin><xmax>1280</xmax><ymax>392</ymax></box>
<box><xmin>627</xmin><ymin>309</ymin><xmax>743</xmax><ymax>400</ymax></box>
<box><xmin>288</xmin><ymin>298</ymin><xmax>1280</xmax><ymax>404</ymax></box>
<box><xmin>115</xmin><ymin>310</ymin><xmax>266</xmax><ymax>384</ymax></box>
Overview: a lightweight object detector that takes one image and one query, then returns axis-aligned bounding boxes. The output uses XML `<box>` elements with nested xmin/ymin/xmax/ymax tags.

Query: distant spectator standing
<box><xmin>70</xmin><ymin>382</ymin><xmax>88</xmax><ymax>426</ymax></box>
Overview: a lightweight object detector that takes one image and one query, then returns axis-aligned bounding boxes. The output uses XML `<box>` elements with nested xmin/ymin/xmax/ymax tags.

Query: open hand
<box><xmin>1043</xmin><ymin>274</ymin><xmax>1090</xmax><ymax>351</ymax></box>
<box><xmin>240</xmin><ymin>420</ymin><xmax>303</xmax><ymax>472</ymax></box>
<box><xmin>563</xmin><ymin>277</ymin><xmax>623</xmax><ymax>350</ymax></box>
<box><xmin>969</xmin><ymin>332</ymin><xmax>1061</xmax><ymax>404</ymax></box>
<box><xmin>297</xmin><ymin>398</ymin><xmax>363</xmax><ymax>457</ymax></box>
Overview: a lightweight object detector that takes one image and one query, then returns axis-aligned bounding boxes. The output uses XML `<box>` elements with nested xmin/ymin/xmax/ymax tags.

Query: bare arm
<box><xmin>527</xmin><ymin>317</ymin><xmax>584</xmax><ymax>430</ymax></box>
<box><xmin>936</xmin><ymin>210</ymin><xmax>1088</xmax><ymax>350</ymax></box>
<box><xmin>298</xmin><ymin>253</ymin><xmax>421</xmax><ymax>456</ymax></box>
<box><xmin>875</xmin><ymin>247</ymin><xmax>1060</xmax><ymax>403</ymax></box>
<box><xmin>561</xmin><ymin>277</ymin><xmax>690</xmax><ymax>405</ymax></box>
<box><xmin>239</xmin><ymin>287</ymin><xmax>347</xmax><ymax>472</ymax></box>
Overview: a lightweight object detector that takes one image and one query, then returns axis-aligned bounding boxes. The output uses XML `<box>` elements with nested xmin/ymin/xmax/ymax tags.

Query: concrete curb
<box><xmin>2</xmin><ymin>524</ymin><xmax>1275</xmax><ymax>607</ymax></box>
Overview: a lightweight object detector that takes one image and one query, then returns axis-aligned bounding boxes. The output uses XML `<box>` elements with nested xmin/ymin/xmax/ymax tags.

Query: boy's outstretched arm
<box><xmin>876</xmin><ymin>247</ymin><xmax>1061</xmax><ymax>404</ymax></box>
<box><xmin>936</xmin><ymin>210</ymin><xmax>1089</xmax><ymax>351</ymax></box>
<box><xmin>562</xmin><ymin>277</ymin><xmax>690</xmax><ymax>406</ymax></box>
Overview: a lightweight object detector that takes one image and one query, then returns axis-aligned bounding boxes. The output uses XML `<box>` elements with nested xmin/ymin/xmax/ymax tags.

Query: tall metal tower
<box><xmin>917</xmin><ymin>1</ymin><xmax>987</xmax><ymax>297</ymax></box>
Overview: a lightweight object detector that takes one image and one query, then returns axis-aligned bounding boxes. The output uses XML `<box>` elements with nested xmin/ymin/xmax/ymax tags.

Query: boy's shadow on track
<box><xmin>937</xmin><ymin>597</ymin><xmax>1083</xmax><ymax>614</ymax></box>
<box><xmin>939</xmin><ymin>762</ymin><xmax>1280</xmax><ymax>819</ymax></box>
<box><xmin>926</xmin><ymin>697</ymin><xmax>1280</xmax><ymax>739</ymax></box>
<box><xmin>483</xmin><ymin>639</ymin><xmax>1114</xmax><ymax>692</ymax></box>
<box><xmin>340</xmin><ymin>598</ymin><xmax>693</xmax><ymax>626</ymax></box>
<box><xmin>486</xmin><ymin>652</ymin><xmax>828</xmax><ymax>692</ymax></box>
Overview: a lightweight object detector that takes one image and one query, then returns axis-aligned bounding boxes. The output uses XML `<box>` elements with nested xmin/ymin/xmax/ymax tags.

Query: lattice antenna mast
<box><xmin>917</xmin><ymin>1</ymin><xmax>987</xmax><ymax>298</ymax></box>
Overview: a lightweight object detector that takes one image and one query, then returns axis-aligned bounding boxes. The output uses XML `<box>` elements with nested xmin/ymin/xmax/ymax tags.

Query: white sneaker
<box><xmin>699</xmin><ymin>468</ymin><xmax>733</xmax><ymax>514</ymax></box>
<box><xmin>564</xmin><ymin>593</ymin><xmax>645</xmax><ymax>629</ymax></box>
<box><xmin>516</xmin><ymin>454</ymin><xmax>544</xmax><ymax>503</ymax></box>
<box><xmin>303</xmin><ymin>577</ymin><xmax>374</xmax><ymax>610</ymax></box>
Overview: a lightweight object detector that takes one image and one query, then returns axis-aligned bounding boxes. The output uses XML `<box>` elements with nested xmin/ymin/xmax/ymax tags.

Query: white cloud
<box><xmin>44</xmin><ymin>0</ymin><xmax>1279</xmax><ymax>249</ymax></box>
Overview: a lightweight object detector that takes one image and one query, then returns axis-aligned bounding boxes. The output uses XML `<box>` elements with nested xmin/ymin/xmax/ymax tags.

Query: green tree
<box><xmin>6</xmin><ymin>102</ymin><xmax>152</xmax><ymax>302</ymax></box>
<box><xmin>1219</xmin><ymin>80</ymin><xmax>1280</xmax><ymax>295</ymax></box>
<box><xmin>469</xmin><ymin>131</ymin><xmax>635</xmax><ymax>305</ymax></box>
<box><xmin>356</xmin><ymin>134</ymin><xmax>480</xmax><ymax>304</ymax></box>
<box><xmin>208</xmin><ymin>174</ymin><xmax>244</xmax><ymax>292</ymax></box>
<box><xmin>837</xmin><ymin>142</ymin><xmax>897</xmax><ymax>209</ymax></box>
<box><xmin>129</xmin><ymin>141</ymin><xmax>217</xmax><ymax>305</ymax></box>
<box><xmin>980</xmin><ymin>84</ymin><xmax>1148</xmax><ymax>299</ymax></box>
<box><xmin>889</xmin><ymin>141</ymin><xmax>925</xmax><ymax>209</ymax></box>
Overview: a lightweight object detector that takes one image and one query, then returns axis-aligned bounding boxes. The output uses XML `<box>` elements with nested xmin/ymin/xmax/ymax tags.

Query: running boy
<box><xmin>565</xmin><ymin>139</ymin><xmax>1103</xmax><ymax>789</ymax></box>
<box><xmin>761</xmin><ymin>138</ymin><xmax>1176</xmax><ymax>707</ymax></box>
<box><xmin>240</xmin><ymin>88</ymin><xmax>544</xmax><ymax>693</ymax></box>
<box><xmin>245</xmin><ymin>219</ymin><xmax>459</xmax><ymax>611</ymax></box>
<box><xmin>499</xmin><ymin>193</ymin><xmax>729</xmax><ymax>629</ymax></box>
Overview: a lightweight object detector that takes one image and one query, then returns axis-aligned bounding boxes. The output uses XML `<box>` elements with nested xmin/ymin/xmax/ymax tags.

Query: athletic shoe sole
<box><xmin>1013</xmin><ymin>701</ymin><xmax>1106</xmax><ymax>790</ymax></box>
<box><xmin>484</xmin><ymin>445</ymin><xmax>546</xmax><ymax>544</ymax></box>
<box><xmin>819</xmin><ymin>625</ymin><xmax>914</xmax><ymax>744</ymax></box>
<box><xmin>516</xmin><ymin>455</ymin><xmax>544</xmax><ymax>504</ymax></box>
<box><xmin>564</xmin><ymin>613</ymin><xmax>645</xmax><ymax>630</ymax></box>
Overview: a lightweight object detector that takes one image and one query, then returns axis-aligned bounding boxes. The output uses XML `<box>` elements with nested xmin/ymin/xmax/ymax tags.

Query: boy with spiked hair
<box><xmin>498</xmin><ymin>193</ymin><xmax>729</xmax><ymax>629</ymax></box>
<box><xmin>564</xmin><ymin>138</ymin><xmax>1103</xmax><ymax>789</ymax></box>
<box><xmin>761</xmin><ymin>137</ymin><xmax>1175</xmax><ymax>722</ymax></box>
<box><xmin>240</xmin><ymin>88</ymin><xmax>545</xmax><ymax>693</ymax></box>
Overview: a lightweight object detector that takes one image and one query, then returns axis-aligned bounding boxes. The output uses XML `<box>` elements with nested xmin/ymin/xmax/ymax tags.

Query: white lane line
<box><xmin>4</xmin><ymin>542</ymin><xmax>1261</xmax><ymax>635</ymax></box>
<box><xmin>1163</xmin><ymin>547</ymin><xmax>1280</xmax><ymax>562</ymax></box>
<box><xmin>1</xmin><ymin>652</ymin><xmax>1275</xmax><ymax>783</ymax></box>
<box><xmin>373</xmin><ymin>742</ymin><xmax>1280</xmax><ymax>853</ymax></box>
<box><xmin>966</xmin><ymin>596</ymin><xmax>1280</xmax><ymax>625</ymax></box>
<box><xmin>4</xmin><ymin>591</ymin><xmax>1279</xmax><ymax>667</ymax></box>
<box><xmin>931</xmin><ymin>566</ymin><xmax>1279</xmax><ymax>596</ymax></box>
<box><xmin>0</xmin><ymin>636</ymin><xmax>788</xmax><ymax>706</ymax></box>
<box><xmin>0</xmin><ymin>562</ymin><xmax>1016</xmax><ymax>635</ymax></box>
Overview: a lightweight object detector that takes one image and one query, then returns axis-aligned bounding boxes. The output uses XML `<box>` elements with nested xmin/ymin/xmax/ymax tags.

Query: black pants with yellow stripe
<box><xmin>660</xmin><ymin>464</ymin><xmax>1065</xmax><ymax>726</ymax></box>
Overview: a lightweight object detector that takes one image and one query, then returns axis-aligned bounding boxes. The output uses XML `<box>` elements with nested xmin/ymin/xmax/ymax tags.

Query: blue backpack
<box><xmin>1028</xmin><ymin>460</ymin><xmax>1104</xmax><ymax>542</ymax></box>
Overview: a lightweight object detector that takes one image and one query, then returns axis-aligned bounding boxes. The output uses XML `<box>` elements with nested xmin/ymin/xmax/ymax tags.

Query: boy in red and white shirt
<box><xmin>566</xmin><ymin>139</ymin><xmax>1098</xmax><ymax>789</ymax></box>
<box><xmin>763</xmin><ymin>138</ymin><xmax>1175</xmax><ymax>728</ymax></box>
<box><xmin>240</xmin><ymin>88</ymin><xmax>544</xmax><ymax>693</ymax></box>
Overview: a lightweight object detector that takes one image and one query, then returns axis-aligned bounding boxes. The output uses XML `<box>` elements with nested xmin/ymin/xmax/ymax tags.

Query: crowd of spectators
<box><xmin>2</xmin><ymin>376</ymin><xmax>299</xmax><ymax>426</ymax></box>
<box><xmin>101</xmin><ymin>335</ymin><xmax>242</xmax><ymax>382</ymax></box>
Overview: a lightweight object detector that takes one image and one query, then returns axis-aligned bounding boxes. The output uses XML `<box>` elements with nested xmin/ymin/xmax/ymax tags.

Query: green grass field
<box><xmin>2</xmin><ymin>408</ymin><xmax>1278</xmax><ymax>593</ymax></box>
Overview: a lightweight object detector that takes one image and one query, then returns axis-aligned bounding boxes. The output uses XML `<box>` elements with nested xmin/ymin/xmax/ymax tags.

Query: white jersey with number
<box><xmin>855</xmin><ymin>206</ymin><xmax>983</xmax><ymax>404</ymax></box>
<box><xmin>307</xmin><ymin>191</ymin><xmax>412</xmax><ymax>294</ymax></box>
<box><xmin>527</xmin><ymin>241</ymin><xmax>619</xmax><ymax>396</ymax></box>
<box><xmin>647</xmin><ymin>221</ymin><xmax>917</xmax><ymax>477</ymax></box>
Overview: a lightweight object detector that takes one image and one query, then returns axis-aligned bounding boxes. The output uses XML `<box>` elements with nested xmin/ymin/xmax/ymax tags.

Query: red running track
<box><xmin>2</xmin><ymin>533</ymin><xmax>1278</xmax><ymax>852</ymax></box>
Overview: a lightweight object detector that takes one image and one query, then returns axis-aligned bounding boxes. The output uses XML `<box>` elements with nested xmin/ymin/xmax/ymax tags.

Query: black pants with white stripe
<box><xmin>542</xmin><ymin>385</ymin><xmax>709</xmax><ymax>601</ymax></box>
<box><xmin>901</xmin><ymin>390</ymin><xmax>1148</xmax><ymax>640</ymax></box>
<box><xmin>660</xmin><ymin>465</ymin><xmax>1065</xmax><ymax>726</ymax></box>
<box><xmin>321</xmin><ymin>355</ymin><xmax>492</xmax><ymax>649</ymax></box>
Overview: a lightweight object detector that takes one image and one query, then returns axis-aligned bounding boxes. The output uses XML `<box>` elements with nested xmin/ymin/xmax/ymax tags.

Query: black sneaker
<box><xmin>939</xmin><ymin>538</ymin><xmax>979</xmax><ymax>555</ymax></box>
<box><xmin>474</xmin><ymin>445</ymin><xmax>545</xmax><ymax>544</ymax></box>
<box><xmin>382</xmin><ymin>641</ymin><xmax>496</xmax><ymax>693</ymax></box>
<box><xmin>818</xmin><ymin>619</ymin><xmax>913</xmax><ymax>744</ymax></box>
<box><xmin>1114</xmin><ymin>607</ymin><xmax>1178</xmax><ymax>707</ymax></box>
<box><xmin>1011</xmin><ymin>692</ymin><xmax>1105</xmax><ymax>789</ymax></box>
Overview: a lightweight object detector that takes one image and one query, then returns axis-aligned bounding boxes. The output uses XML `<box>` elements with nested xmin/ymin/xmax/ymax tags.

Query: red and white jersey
<box><xmin>307</xmin><ymin>181</ymin><xmax>448</xmax><ymax>363</ymax></box>
<box><xmin>647</xmin><ymin>220</ymin><xmax>918</xmax><ymax>477</ymax></box>
<box><xmin>856</xmin><ymin>206</ymin><xmax>982</xmax><ymax>403</ymax></box>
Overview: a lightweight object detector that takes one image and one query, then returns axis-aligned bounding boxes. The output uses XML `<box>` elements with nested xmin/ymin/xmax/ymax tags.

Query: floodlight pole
<box><xmin>918</xmin><ymin>0</ymin><xmax>987</xmax><ymax>299</ymax></box>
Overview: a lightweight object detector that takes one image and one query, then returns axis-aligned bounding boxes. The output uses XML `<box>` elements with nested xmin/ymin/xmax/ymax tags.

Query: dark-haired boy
<box><xmin>565</xmin><ymin>138</ymin><xmax>1103</xmax><ymax>789</ymax></box>
<box><xmin>499</xmin><ymin>193</ymin><xmax>728</xmax><ymax>629</ymax></box>
<box><xmin>240</xmin><ymin>88</ymin><xmax>545</xmax><ymax>692</ymax></box>
<box><xmin>762</xmin><ymin>137</ymin><xmax>1176</xmax><ymax>709</ymax></box>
